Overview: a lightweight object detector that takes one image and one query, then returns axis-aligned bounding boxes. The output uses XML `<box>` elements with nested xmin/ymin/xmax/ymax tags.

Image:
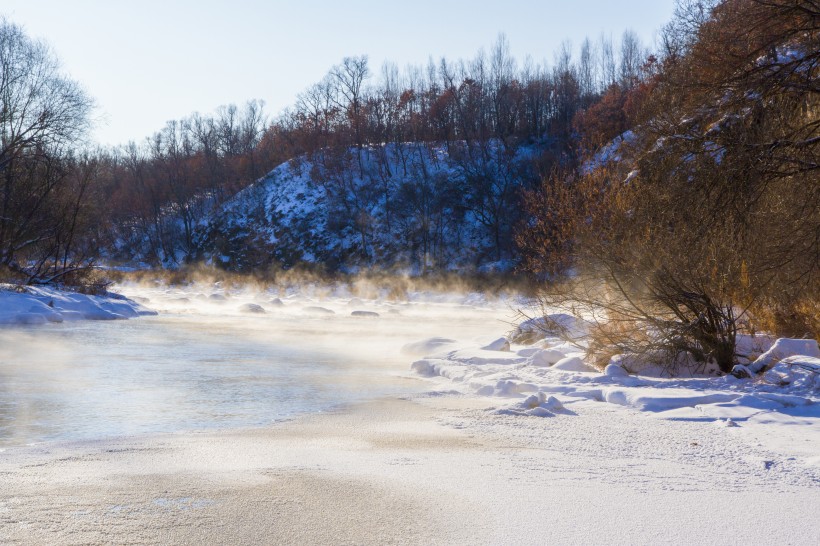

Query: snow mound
<box><xmin>303</xmin><ymin>306</ymin><xmax>335</xmax><ymax>315</ymax></box>
<box><xmin>763</xmin><ymin>356</ymin><xmax>820</xmax><ymax>390</ymax></box>
<box><xmin>551</xmin><ymin>356</ymin><xmax>596</xmax><ymax>372</ymax></box>
<box><xmin>530</xmin><ymin>349</ymin><xmax>566</xmax><ymax>367</ymax></box>
<box><xmin>481</xmin><ymin>337</ymin><xmax>510</xmax><ymax>352</ymax></box>
<box><xmin>604</xmin><ymin>364</ymin><xmax>630</xmax><ymax>377</ymax></box>
<box><xmin>510</xmin><ymin>313</ymin><xmax>588</xmax><ymax>344</ymax></box>
<box><xmin>749</xmin><ymin>338</ymin><xmax>820</xmax><ymax>373</ymax></box>
<box><xmin>494</xmin><ymin>392</ymin><xmax>566</xmax><ymax>417</ymax></box>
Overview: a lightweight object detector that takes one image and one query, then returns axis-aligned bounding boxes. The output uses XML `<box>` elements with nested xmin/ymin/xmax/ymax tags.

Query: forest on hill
<box><xmin>0</xmin><ymin>15</ymin><xmax>652</xmax><ymax>277</ymax></box>
<box><xmin>1</xmin><ymin>0</ymin><xmax>817</xmax><ymax>368</ymax></box>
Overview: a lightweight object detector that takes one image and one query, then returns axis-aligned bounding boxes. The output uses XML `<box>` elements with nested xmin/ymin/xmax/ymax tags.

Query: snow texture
<box><xmin>411</xmin><ymin>328</ymin><xmax>820</xmax><ymax>469</ymax></box>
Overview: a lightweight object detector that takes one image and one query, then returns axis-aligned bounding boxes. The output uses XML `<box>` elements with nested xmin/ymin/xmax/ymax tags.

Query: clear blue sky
<box><xmin>3</xmin><ymin>0</ymin><xmax>676</xmax><ymax>146</ymax></box>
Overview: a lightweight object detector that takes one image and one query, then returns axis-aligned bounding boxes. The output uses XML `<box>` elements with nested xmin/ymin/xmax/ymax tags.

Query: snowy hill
<box><xmin>196</xmin><ymin>141</ymin><xmax>537</xmax><ymax>272</ymax></box>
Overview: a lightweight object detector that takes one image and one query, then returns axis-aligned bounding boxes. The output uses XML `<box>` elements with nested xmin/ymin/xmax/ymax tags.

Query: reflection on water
<box><xmin>0</xmin><ymin>287</ymin><xmax>516</xmax><ymax>446</ymax></box>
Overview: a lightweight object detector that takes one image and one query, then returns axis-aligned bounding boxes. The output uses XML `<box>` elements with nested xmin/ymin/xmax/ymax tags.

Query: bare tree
<box><xmin>331</xmin><ymin>56</ymin><xmax>370</xmax><ymax>167</ymax></box>
<box><xmin>619</xmin><ymin>29</ymin><xmax>644</xmax><ymax>89</ymax></box>
<box><xmin>0</xmin><ymin>18</ymin><xmax>94</xmax><ymax>283</ymax></box>
<box><xmin>578</xmin><ymin>37</ymin><xmax>597</xmax><ymax>100</ymax></box>
<box><xmin>598</xmin><ymin>33</ymin><xmax>617</xmax><ymax>89</ymax></box>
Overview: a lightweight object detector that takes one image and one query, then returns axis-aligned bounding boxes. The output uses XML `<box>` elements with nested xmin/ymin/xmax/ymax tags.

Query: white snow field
<box><xmin>0</xmin><ymin>282</ymin><xmax>818</xmax><ymax>545</ymax></box>
<box><xmin>410</xmin><ymin>318</ymin><xmax>820</xmax><ymax>472</ymax></box>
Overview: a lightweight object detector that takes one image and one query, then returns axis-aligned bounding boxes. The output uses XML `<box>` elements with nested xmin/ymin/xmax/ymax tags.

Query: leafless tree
<box><xmin>0</xmin><ymin>17</ymin><xmax>94</xmax><ymax>283</ymax></box>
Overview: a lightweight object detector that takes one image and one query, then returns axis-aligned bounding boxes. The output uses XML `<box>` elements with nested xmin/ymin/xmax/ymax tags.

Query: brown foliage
<box><xmin>518</xmin><ymin>0</ymin><xmax>819</xmax><ymax>374</ymax></box>
<box><xmin>573</xmin><ymin>84</ymin><xmax>629</xmax><ymax>152</ymax></box>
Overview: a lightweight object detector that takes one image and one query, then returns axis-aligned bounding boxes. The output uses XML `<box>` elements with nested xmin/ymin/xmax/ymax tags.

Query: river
<box><xmin>0</xmin><ymin>285</ymin><xmax>517</xmax><ymax>447</ymax></box>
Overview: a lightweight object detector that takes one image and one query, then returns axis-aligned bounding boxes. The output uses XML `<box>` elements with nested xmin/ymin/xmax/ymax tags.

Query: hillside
<box><xmin>196</xmin><ymin>141</ymin><xmax>539</xmax><ymax>273</ymax></box>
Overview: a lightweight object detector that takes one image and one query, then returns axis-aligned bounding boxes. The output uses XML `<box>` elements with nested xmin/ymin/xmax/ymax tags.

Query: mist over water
<box><xmin>0</xmin><ymin>282</ymin><xmax>522</xmax><ymax>447</ymax></box>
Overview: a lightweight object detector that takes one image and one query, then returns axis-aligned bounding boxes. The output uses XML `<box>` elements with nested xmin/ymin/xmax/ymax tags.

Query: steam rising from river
<box><xmin>118</xmin><ymin>277</ymin><xmax>528</xmax><ymax>362</ymax></box>
<box><xmin>0</xmin><ymin>279</ymin><xmax>527</xmax><ymax>447</ymax></box>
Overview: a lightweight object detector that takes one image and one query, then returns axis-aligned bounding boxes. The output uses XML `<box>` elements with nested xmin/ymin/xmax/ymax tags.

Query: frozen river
<box><xmin>0</xmin><ymin>285</ymin><xmax>517</xmax><ymax>447</ymax></box>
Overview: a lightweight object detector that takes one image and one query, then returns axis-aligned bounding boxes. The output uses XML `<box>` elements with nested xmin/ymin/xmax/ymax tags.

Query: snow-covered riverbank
<box><xmin>0</xmin><ymin>284</ymin><xmax>157</xmax><ymax>325</ymax></box>
<box><xmin>407</xmin><ymin>313</ymin><xmax>820</xmax><ymax>472</ymax></box>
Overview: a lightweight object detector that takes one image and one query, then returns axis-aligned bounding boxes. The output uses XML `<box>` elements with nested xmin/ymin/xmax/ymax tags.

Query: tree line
<box><xmin>1</xmin><ymin>12</ymin><xmax>654</xmax><ymax>279</ymax></box>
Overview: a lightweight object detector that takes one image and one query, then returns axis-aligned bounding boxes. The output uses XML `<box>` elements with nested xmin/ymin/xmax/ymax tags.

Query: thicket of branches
<box><xmin>520</xmin><ymin>0</ymin><xmax>819</xmax><ymax>374</ymax></box>
<box><xmin>0</xmin><ymin>17</ymin><xmax>95</xmax><ymax>286</ymax></box>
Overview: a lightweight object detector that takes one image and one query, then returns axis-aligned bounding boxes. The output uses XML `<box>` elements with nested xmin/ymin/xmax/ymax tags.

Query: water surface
<box><xmin>0</xmin><ymin>287</ymin><xmax>514</xmax><ymax>446</ymax></box>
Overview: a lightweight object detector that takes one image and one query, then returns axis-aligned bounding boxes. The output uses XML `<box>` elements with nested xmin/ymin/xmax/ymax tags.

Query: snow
<box><xmin>481</xmin><ymin>337</ymin><xmax>510</xmax><ymax>351</ymax></box>
<box><xmin>582</xmin><ymin>130</ymin><xmax>637</xmax><ymax>173</ymax></box>
<box><xmin>511</xmin><ymin>313</ymin><xmax>589</xmax><ymax>344</ymax></box>
<box><xmin>494</xmin><ymin>392</ymin><xmax>566</xmax><ymax>417</ymax></box>
<box><xmin>764</xmin><ymin>356</ymin><xmax>820</xmax><ymax>390</ymax></box>
<box><xmin>551</xmin><ymin>355</ymin><xmax>596</xmax><ymax>372</ymax></box>
<box><xmin>749</xmin><ymin>338</ymin><xmax>820</xmax><ymax>373</ymax></box>
<box><xmin>0</xmin><ymin>280</ymin><xmax>817</xmax><ymax>543</ymax></box>
<box><xmin>0</xmin><ymin>284</ymin><xmax>157</xmax><ymax>325</ymax></box>
<box><xmin>604</xmin><ymin>363</ymin><xmax>630</xmax><ymax>377</ymax></box>
<box><xmin>409</xmin><ymin>326</ymin><xmax>820</xmax><ymax>469</ymax></box>
<box><xmin>530</xmin><ymin>348</ymin><xmax>565</xmax><ymax>367</ymax></box>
